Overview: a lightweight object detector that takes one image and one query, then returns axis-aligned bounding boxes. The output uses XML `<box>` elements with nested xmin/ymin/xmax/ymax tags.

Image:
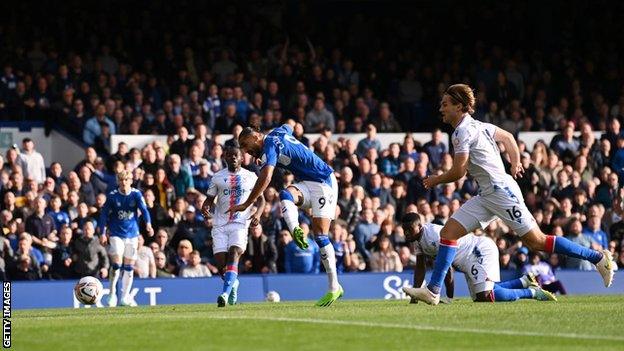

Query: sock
<box><xmin>427</xmin><ymin>239</ymin><xmax>458</xmax><ymax>294</ymax></box>
<box><xmin>279</xmin><ymin>190</ymin><xmax>299</xmax><ymax>232</ymax></box>
<box><xmin>109</xmin><ymin>263</ymin><xmax>121</xmax><ymax>297</ymax></box>
<box><xmin>316</xmin><ymin>235</ymin><xmax>340</xmax><ymax>292</ymax></box>
<box><xmin>495</xmin><ymin>278</ymin><xmax>525</xmax><ymax>289</ymax></box>
<box><xmin>120</xmin><ymin>264</ymin><xmax>134</xmax><ymax>301</ymax></box>
<box><xmin>222</xmin><ymin>264</ymin><xmax>238</xmax><ymax>296</ymax></box>
<box><xmin>547</xmin><ymin>235</ymin><xmax>602</xmax><ymax>264</ymax></box>
<box><xmin>493</xmin><ymin>286</ymin><xmax>533</xmax><ymax>302</ymax></box>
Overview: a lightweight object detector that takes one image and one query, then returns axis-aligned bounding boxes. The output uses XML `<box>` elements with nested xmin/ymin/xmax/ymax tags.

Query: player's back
<box><xmin>415</xmin><ymin>223</ymin><xmax>486</xmax><ymax>266</ymax></box>
<box><xmin>453</xmin><ymin>115</ymin><xmax>514</xmax><ymax>195</ymax></box>
<box><xmin>209</xmin><ymin>167</ymin><xmax>257</xmax><ymax>228</ymax></box>
<box><xmin>262</xmin><ymin>125</ymin><xmax>334</xmax><ymax>184</ymax></box>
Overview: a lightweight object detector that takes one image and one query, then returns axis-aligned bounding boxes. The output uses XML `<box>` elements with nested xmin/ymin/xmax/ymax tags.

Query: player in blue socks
<box><xmin>407</xmin><ymin>85</ymin><xmax>616</xmax><ymax>305</ymax></box>
<box><xmin>201</xmin><ymin>145</ymin><xmax>265</xmax><ymax>307</ymax></box>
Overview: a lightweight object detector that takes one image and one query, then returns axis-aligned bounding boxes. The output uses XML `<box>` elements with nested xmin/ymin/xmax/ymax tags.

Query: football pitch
<box><xmin>13</xmin><ymin>295</ymin><xmax>624</xmax><ymax>351</ymax></box>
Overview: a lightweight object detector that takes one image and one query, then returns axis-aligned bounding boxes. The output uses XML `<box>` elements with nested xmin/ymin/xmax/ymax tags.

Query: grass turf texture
<box><xmin>13</xmin><ymin>295</ymin><xmax>624</xmax><ymax>351</ymax></box>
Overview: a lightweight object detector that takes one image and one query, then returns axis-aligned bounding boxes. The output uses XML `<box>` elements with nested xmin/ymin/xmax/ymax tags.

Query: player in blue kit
<box><xmin>99</xmin><ymin>170</ymin><xmax>153</xmax><ymax>307</ymax></box>
<box><xmin>231</xmin><ymin>121</ymin><xmax>343</xmax><ymax>306</ymax></box>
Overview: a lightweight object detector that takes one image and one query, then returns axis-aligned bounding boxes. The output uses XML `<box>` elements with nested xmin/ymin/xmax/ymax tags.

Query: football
<box><xmin>74</xmin><ymin>276</ymin><xmax>104</xmax><ymax>305</ymax></box>
<box><xmin>265</xmin><ymin>291</ymin><xmax>281</xmax><ymax>303</ymax></box>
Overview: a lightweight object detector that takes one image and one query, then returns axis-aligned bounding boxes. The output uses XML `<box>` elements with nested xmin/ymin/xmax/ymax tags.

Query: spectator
<box><xmin>155</xmin><ymin>251</ymin><xmax>175</xmax><ymax>278</ymax></box>
<box><xmin>167</xmin><ymin>154</ymin><xmax>195</xmax><ymax>197</ymax></box>
<box><xmin>135</xmin><ymin>235</ymin><xmax>156</xmax><ymax>279</ymax></box>
<box><xmin>72</xmin><ymin>221</ymin><xmax>109</xmax><ymax>278</ymax></box>
<box><xmin>356</xmin><ymin>124</ymin><xmax>382</xmax><ymax>158</ymax></box>
<box><xmin>305</xmin><ymin>98</ymin><xmax>335</xmax><ymax>132</ymax></box>
<box><xmin>369</xmin><ymin>236</ymin><xmax>403</xmax><ymax>272</ymax></box>
<box><xmin>564</xmin><ymin>219</ymin><xmax>594</xmax><ymax>270</ymax></box>
<box><xmin>353</xmin><ymin>208</ymin><xmax>380</xmax><ymax>262</ymax></box>
<box><xmin>582</xmin><ymin>212</ymin><xmax>609</xmax><ymax>250</ymax></box>
<box><xmin>375</xmin><ymin>102</ymin><xmax>401</xmax><ymax>133</ymax></box>
<box><xmin>284</xmin><ymin>224</ymin><xmax>320</xmax><ymax>274</ymax></box>
<box><xmin>243</xmin><ymin>225</ymin><xmax>277</xmax><ymax>273</ymax></box>
<box><xmin>423</xmin><ymin>129</ymin><xmax>447</xmax><ymax>169</ymax></box>
<box><xmin>180</xmin><ymin>250</ymin><xmax>211</xmax><ymax>278</ymax></box>
<box><xmin>523</xmin><ymin>253</ymin><xmax>567</xmax><ymax>295</ymax></box>
<box><xmin>171</xmin><ymin>239</ymin><xmax>193</xmax><ymax>276</ymax></box>
<box><xmin>16</xmin><ymin>138</ymin><xmax>46</xmax><ymax>184</ymax></box>
<box><xmin>49</xmin><ymin>225</ymin><xmax>75</xmax><ymax>279</ymax></box>
<box><xmin>83</xmin><ymin>104</ymin><xmax>116</xmax><ymax>145</ymax></box>
<box><xmin>25</xmin><ymin>196</ymin><xmax>56</xmax><ymax>247</ymax></box>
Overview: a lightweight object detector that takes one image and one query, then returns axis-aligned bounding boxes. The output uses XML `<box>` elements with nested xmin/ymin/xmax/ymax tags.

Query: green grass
<box><xmin>13</xmin><ymin>295</ymin><xmax>624</xmax><ymax>351</ymax></box>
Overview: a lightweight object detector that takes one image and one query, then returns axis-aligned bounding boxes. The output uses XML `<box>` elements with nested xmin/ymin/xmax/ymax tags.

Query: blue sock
<box><xmin>495</xmin><ymin>278</ymin><xmax>524</xmax><ymax>289</ymax></box>
<box><xmin>222</xmin><ymin>264</ymin><xmax>238</xmax><ymax>295</ymax></box>
<box><xmin>550</xmin><ymin>236</ymin><xmax>602</xmax><ymax>264</ymax></box>
<box><xmin>493</xmin><ymin>286</ymin><xmax>533</xmax><ymax>302</ymax></box>
<box><xmin>427</xmin><ymin>239</ymin><xmax>458</xmax><ymax>294</ymax></box>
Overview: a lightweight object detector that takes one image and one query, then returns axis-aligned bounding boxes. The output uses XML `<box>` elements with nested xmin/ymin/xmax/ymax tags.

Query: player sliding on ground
<box><xmin>406</xmin><ymin>84</ymin><xmax>617</xmax><ymax>305</ymax></box>
<box><xmin>400</xmin><ymin>212</ymin><xmax>556</xmax><ymax>303</ymax></box>
<box><xmin>99</xmin><ymin>170</ymin><xmax>153</xmax><ymax>307</ymax></box>
<box><xmin>201</xmin><ymin>145</ymin><xmax>265</xmax><ymax>307</ymax></box>
<box><xmin>230</xmin><ymin>121</ymin><xmax>343</xmax><ymax>306</ymax></box>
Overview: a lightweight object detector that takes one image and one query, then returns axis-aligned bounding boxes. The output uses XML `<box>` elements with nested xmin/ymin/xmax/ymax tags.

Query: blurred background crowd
<box><xmin>1</xmin><ymin>1</ymin><xmax>623</xmax><ymax>287</ymax></box>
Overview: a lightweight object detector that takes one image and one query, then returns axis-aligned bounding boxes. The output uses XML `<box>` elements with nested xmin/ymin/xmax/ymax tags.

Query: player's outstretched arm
<box><xmin>98</xmin><ymin>196</ymin><xmax>111</xmax><ymax>245</ymax></box>
<box><xmin>228</xmin><ymin>165</ymin><xmax>274</xmax><ymax>213</ymax></box>
<box><xmin>493</xmin><ymin>127</ymin><xmax>523</xmax><ymax>178</ymax></box>
<box><xmin>423</xmin><ymin>153</ymin><xmax>468</xmax><ymax>189</ymax></box>
<box><xmin>201</xmin><ymin>195</ymin><xmax>216</xmax><ymax>221</ymax></box>
<box><xmin>250</xmin><ymin>194</ymin><xmax>266</xmax><ymax>227</ymax></box>
<box><xmin>137</xmin><ymin>191</ymin><xmax>153</xmax><ymax>236</ymax></box>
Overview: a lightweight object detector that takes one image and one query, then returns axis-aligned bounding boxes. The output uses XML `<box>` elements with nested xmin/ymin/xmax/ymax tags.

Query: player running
<box><xmin>407</xmin><ymin>84</ymin><xmax>617</xmax><ymax>305</ymax></box>
<box><xmin>99</xmin><ymin>170</ymin><xmax>153</xmax><ymax>307</ymax></box>
<box><xmin>230</xmin><ymin>122</ymin><xmax>343</xmax><ymax>306</ymax></box>
<box><xmin>201</xmin><ymin>145</ymin><xmax>265</xmax><ymax>307</ymax></box>
<box><xmin>400</xmin><ymin>212</ymin><xmax>556</xmax><ymax>303</ymax></box>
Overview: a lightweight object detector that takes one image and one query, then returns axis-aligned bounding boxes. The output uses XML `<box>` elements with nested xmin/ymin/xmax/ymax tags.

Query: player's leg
<box><xmin>280</xmin><ymin>184</ymin><xmax>308</xmax><ymax>249</ymax></box>
<box><xmin>212</xmin><ymin>226</ymin><xmax>231</xmax><ymax>307</ymax></box>
<box><xmin>225</xmin><ymin>245</ymin><xmax>244</xmax><ymax>306</ymax></box>
<box><xmin>107</xmin><ymin>236</ymin><xmax>124</xmax><ymax>307</ymax></box>
<box><xmin>489</xmin><ymin>183</ymin><xmax>615</xmax><ymax>287</ymax></box>
<box><xmin>521</xmin><ymin>228</ymin><xmax>615</xmax><ymax>287</ymax></box>
<box><xmin>120</xmin><ymin>237</ymin><xmax>139</xmax><ymax>306</ymax></box>
<box><xmin>495</xmin><ymin>273</ymin><xmax>536</xmax><ymax>289</ymax></box>
<box><xmin>311</xmin><ymin>176</ymin><xmax>343</xmax><ymax>307</ymax></box>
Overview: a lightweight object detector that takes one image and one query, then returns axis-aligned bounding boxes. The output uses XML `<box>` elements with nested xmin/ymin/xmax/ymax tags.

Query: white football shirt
<box><xmin>206</xmin><ymin>168</ymin><xmax>258</xmax><ymax>228</ymax></box>
<box><xmin>413</xmin><ymin>223</ymin><xmax>483</xmax><ymax>267</ymax></box>
<box><xmin>452</xmin><ymin>114</ymin><xmax>515</xmax><ymax>196</ymax></box>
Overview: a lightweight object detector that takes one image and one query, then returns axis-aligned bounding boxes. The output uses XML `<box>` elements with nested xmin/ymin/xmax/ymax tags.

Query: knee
<box><xmin>522</xmin><ymin>233</ymin><xmax>546</xmax><ymax>252</ymax></box>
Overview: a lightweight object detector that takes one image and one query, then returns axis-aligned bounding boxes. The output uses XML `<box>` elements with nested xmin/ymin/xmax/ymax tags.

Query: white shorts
<box><xmin>212</xmin><ymin>223</ymin><xmax>248</xmax><ymax>254</ymax></box>
<box><xmin>108</xmin><ymin>236</ymin><xmax>139</xmax><ymax>260</ymax></box>
<box><xmin>456</xmin><ymin>238</ymin><xmax>500</xmax><ymax>300</ymax></box>
<box><xmin>292</xmin><ymin>173</ymin><xmax>338</xmax><ymax>220</ymax></box>
<box><xmin>451</xmin><ymin>182</ymin><xmax>536</xmax><ymax>236</ymax></box>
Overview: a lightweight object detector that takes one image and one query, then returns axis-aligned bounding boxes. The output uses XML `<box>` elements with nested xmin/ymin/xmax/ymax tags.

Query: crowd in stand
<box><xmin>1</xmin><ymin>1</ymin><xmax>624</xmax><ymax>283</ymax></box>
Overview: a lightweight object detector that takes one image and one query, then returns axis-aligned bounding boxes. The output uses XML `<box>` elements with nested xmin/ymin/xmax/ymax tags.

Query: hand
<box><xmin>423</xmin><ymin>175</ymin><xmax>438</xmax><ymax>189</ymax></box>
<box><xmin>64</xmin><ymin>258</ymin><xmax>72</xmax><ymax>267</ymax></box>
<box><xmin>227</xmin><ymin>202</ymin><xmax>250</xmax><ymax>214</ymax></box>
<box><xmin>250</xmin><ymin>215</ymin><xmax>261</xmax><ymax>227</ymax></box>
<box><xmin>100</xmin><ymin>268</ymin><xmax>109</xmax><ymax>279</ymax></box>
<box><xmin>261</xmin><ymin>266</ymin><xmax>270</xmax><ymax>274</ymax></box>
<box><xmin>201</xmin><ymin>206</ymin><xmax>213</xmax><ymax>220</ymax></box>
<box><xmin>511</xmin><ymin>162</ymin><xmax>525</xmax><ymax>179</ymax></box>
<box><xmin>99</xmin><ymin>234</ymin><xmax>108</xmax><ymax>246</ymax></box>
<box><xmin>146</xmin><ymin>224</ymin><xmax>154</xmax><ymax>237</ymax></box>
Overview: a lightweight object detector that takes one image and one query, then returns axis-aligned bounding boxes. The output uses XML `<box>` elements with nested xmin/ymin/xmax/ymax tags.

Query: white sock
<box><xmin>109</xmin><ymin>267</ymin><xmax>120</xmax><ymax>296</ymax></box>
<box><xmin>121</xmin><ymin>268</ymin><xmax>134</xmax><ymax>301</ymax></box>
<box><xmin>520</xmin><ymin>275</ymin><xmax>530</xmax><ymax>288</ymax></box>
<box><xmin>319</xmin><ymin>243</ymin><xmax>340</xmax><ymax>292</ymax></box>
<box><xmin>280</xmin><ymin>199</ymin><xmax>300</xmax><ymax>232</ymax></box>
<box><xmin>528</xmin><ymin>287</ymin><xmax>537</xmax><ymax>298</ymax></box>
